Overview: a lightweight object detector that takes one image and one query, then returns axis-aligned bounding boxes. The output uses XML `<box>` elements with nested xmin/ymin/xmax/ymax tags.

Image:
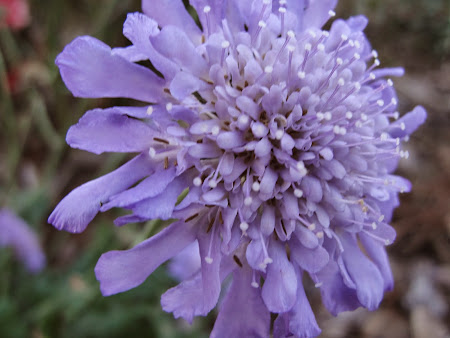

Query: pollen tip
<box><xmin>146</xmin><ymin>106</ymin><xmax>153</xmax><ymax>116</ymax></box>
<box><xmin>203</xmin><ymin>5</ymin><xmax>211</xmax><ymax>13</ymax></box>
<box><xmin>205</xmin><ymin>256</ymin><xmax>213</xmax><ymax>264</ymax></box>
<box><xmin>251</xmin><ymin>281</ymin><xmax>259</xmax><ymax>288</ymax></box>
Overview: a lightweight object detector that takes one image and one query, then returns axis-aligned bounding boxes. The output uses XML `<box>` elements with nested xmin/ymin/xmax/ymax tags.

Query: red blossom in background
<box><xmin>0</xmin><ymin>0</ymin><xmax>30</xmax><ymax>30</ymax></box>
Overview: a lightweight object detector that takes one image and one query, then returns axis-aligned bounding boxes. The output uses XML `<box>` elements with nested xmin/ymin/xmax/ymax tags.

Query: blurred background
<box><xmin>0</xmin><ymin>0</ymin><xmax>448</xmax><ymax>337</ymax></box>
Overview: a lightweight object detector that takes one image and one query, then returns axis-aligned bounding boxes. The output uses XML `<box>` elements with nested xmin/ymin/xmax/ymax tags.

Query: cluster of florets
<box><xmin>49</xmin><ymin>0</ymin><xmax>426</xmax><ymax>337</ymax></box>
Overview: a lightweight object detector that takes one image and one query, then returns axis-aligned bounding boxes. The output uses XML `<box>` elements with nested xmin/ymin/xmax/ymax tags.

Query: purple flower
<box><xmin>0</xmin><ymin>208</ymin><xmax>46</xmax><ymax>273</ymax></box>
<box><xmin>49</xmin><ymin>0</ymin><xmax>426</xmax><ymax>336</ymax></box>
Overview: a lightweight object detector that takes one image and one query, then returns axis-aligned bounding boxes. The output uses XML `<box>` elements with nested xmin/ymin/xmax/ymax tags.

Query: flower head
<box><xmin>50</xmin><ymin>0</ymin><xmax>426</xmax><ymax>336</ymax></box>
<box><xmin>0</xmin><ymin>208</ymin><xmax>46</xmax><ymax>273</ymax></box>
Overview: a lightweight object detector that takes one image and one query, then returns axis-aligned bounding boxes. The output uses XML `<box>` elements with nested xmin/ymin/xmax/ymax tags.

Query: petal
<box><xmin>142</xmin><ymin>0</ymin><xmax>202</xmax><ymax>44</ymax></box>
<box><xmin>216</xmin><ymin>131</ymin><xmax>246</xmax><ymax>149</ymax></box>
<box><xmin>389</xmin><ymin>105</ymin><xmax>427</xmax><ymax>138</ymax></box>
<box><xmin>95</xmin><ymin>219</ymin><xmax>196</xmax><ymax>296</ymax></box>
<box><xmin>290</xmin><ymin>237</ymin><xmax>329</xmax><ymax>273</ymax></box>
<box><xmin>0</xmin><ymin>208</ymin><xmax>46</xmax><ymax>273</ymax></box>
<box><xmin>169</xmin><ymin>71</ymin><xmax>210</xmax><ymax>100</ymax></box>
<box><xmin>66</xmin><ymin>108</ymin><xmax>154</xmax><ymax>154</ymax></box>
<box><xmin>359</xmin><ymin>233</ymin><xmax>394</xmax><ymax>292</ymax></box>
<box><xmin>259</xmin><ymin>167</ymin><xmax>277</xmax><ymax>200</ymax></box>
<box><xmin>101</xmin><ymin>167</ymin><xmax>177</xmax><ymax>211</ymax></box>
<box><xmin>340</xmin><ymin>232</ymin><xmax>384</xmax><ymax>310</ymax></box>
<box><xmin>315</xmin><ymin>259</ymin><xmax>362</xmax><ymax>316</ymax></box>
<box><xmin>126</xmin><ymin>176</ymin><xmax>188</xmax><ymax>220</ymax></box>
<box><xmin>48</xmin><ymin>154</ymin><xmax>153</xmax><ymax>233</ymax></box>
<box><xmin>123</xmin><ymin>13</ymin><xmax>179</xmax><ymax>80</ymax></box>
<box><xmin>300</xmin><ymin>175</ymin><xmax>323</xmax><ymax>203</ymax></box>
<box><xmin>151</xmin><ymin>25</ymin><xmax>208</xmax><ymax>77</ymax></box>
<box><xmin>262</xmin><ymin>240</ymin><xmax>297</xmax><ymax>313</ymax></box>
<box><xmin>211</xmin><ymin>265</ymin><xmax>270</xmax><ymax>338</ymax></box>
<box><xmin>56</xmin><ymin>36</ymin><xmax>164</xmax><ymax>102</ymax></box>
<box><xmin>274</xmin><ymin>269</ymin><xmax>321</xmax><ymax>338</ymax></box>
<box><xmin>303</xmin><ymin>0</ymin><xmax>337</xmax><ymax>29</ymax></box>
<box><xmin>168</xmin><ymin>240</ymin><xmax>201</xmax><ymax>281</ymax></box>
<box><xmin>260</xmin><ymin>205</ymin><xmax>275</xmax><ymax>236</ymax></box>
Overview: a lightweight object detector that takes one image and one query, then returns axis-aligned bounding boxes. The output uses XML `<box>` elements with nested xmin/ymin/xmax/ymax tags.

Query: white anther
<box><xmin>369</xmin><ymin>72</ymin><xmax>376</xmax><ymax>80</ymax></box>
<box><xmin>328</xmin><ymin>10</ymin><xmax>336</xmax><ymax>17</ymax></box>
<box><xmin>336</xmin><ymin>57</ymin><xmax>343</xmax><ymax>65</ymax></box>
<box><xmin>146</xmin><ymin>106</ymin><xmax>153</xmax><ymax>116</ymax></box>
<box><xmin>287</xmin><ymin>30</ymin><xmax>295</xmax><ymax>38</ymax></box>
<box><xmin>339</xmin><ymin>127</ymin><xmax>347</xmax><ymax>135</ymax></box>
<box><xmin>355</xmin><ymin>121</ymin><xmax>363</xmax><ymax>128</ymax></box>
<box><xmin>324</xmin><ymin>112</ymin><xmax>332</xmax><ymax>120</ymax></box>
<box><xmin>308</xmin><ymin>30</ymin><xmax>317</xmax><ymax>38</ymax></box>
<box><xmin>305</xmin><ymin>43</ymin><xmax>312</xmax><ymax>51</ymax></box>
<box><xmin>238</xmin><ymin>114</ymin><xmax>249</xmax><ymax>125</ymax></box>
<box><xmin>221</xmin><ymin>40</ymin><xmax>230</xmax><ymax>49</ymax></box>
<box><xmin>354</xmin><ymin>82</ymin><xmax>361</xmax><ymax>91</ymax></box>
<box><xmin>316</xmin><ymin>231</ymin><xmax>324</xmax><ymax>239</ymax></box>
<box><xmin>354</xmin><ymin>40</ymin><xmax>361</xmax><ymax>49</ymax></box>
<box><xmin>166</xmin><ymin>103</ymin><xmax>173</xmax><ymax>111</ymax></box>
<box><xmin>374</xmin><ymin>59</ymin><xmax>380</xmax><ymax>66</ymax></box>
<box><xmin>258</xmin><ymin>20</ymin><xmax>267</xmax><ymax>28</ymax></box>
<box><xmin>252</xmin><ymin>181</ymin><xmax>261</xmax><ymax>192</ymax></box>
<box><xmin>322</xmin><ymin>31</ymin><xmax>330</xmax><ymax>37</ymax></box>
<box><xmin>404</xmin><ymin>135</ymin><xmax>410</xmax><ymax>142</ymax></box>
<box><xmin>391</xmin><ymin>98</ymin><xmax>398</xmax><ymax>105</ymax></box>
<box><xmin>387</xmin><ymin>79</ymin><xmax>394</xmax><ymax>86</ymax></box>
<box><xmin>361</xmin><ymin>113</ymin><xmax>368</xmax><ymax>121</ymax></box>
<box><xmin>317</xmin><ymin>43</ymin><xmax>325</xmax><ymax>51</ymax></box>
<box><xmin>148</xmin><ymin>147</ymin><xmax>156</xmax><ymax>158</ymax></box>
<box><xmin>393</xmin><ymin>112</ymin><xmax>399</xmax><ymax>120</ymax></box>
<box><xmin>264</xmin><ymin>257</ymin><xmax>273</xmax><ymax>265</ymax></box>
<box><xmin>315</xmin><ymin>282</ymin><xmax>323</xmax><ymax>288</ymax></box>
<box><xmin>372</xmin><ymin>50</ymin><xmax>378</xmax><ymax>58</ymax></box>
<box><xmin>298</xmin><ymin>71</ymin><xmax>306</xmax><ymax>79</ymax></box>
<box><xmin>316</xmin><ymin>112</ymin><xmax>324</xmax><ymax>120</ymax></box>
<box><xmin>380</xmin><ymin>132</ymin><xmax>389</xmax><ymax>141</ymax></box>
<box><xmin>349</xmin><ymin>40</ymin><xmax>355</xmax><ymax>47</ymax></box>
<box><xmin>264</xmin><ymin>65</ymin><xmax>273</xmax><ymax>74</ymax></box>
<box><xmin>404</xmin><ymin>151</ymin><xmax>410</xmax><ymax>159</ymax></box>
<box><xmin>240</xmin><ymin>221</ymin><xmax>249</xmax><ymax>232</ymax></box>
<box><xmin>340</xmin><ymin>34</ymin><xmax>348</xmax><ymax>41</ymax></box>
<box><xmin>244</xmin><ymin>196</ymin><xmax>253</xmax><ymax>206</ymax></box>
<box><xmin>203</xmin><ymin>5</ymin><xmax>211</xmax><ymax>13</ymax></box>
<box><xmin>209</xmin><ymin>180</ymin><xmax>217</xmax><ymax>188</ymax></box>
<box><xmin>396</xmin><ymin>138</ymin><xmax>400</xmax><ymax>146</ymax></box>
<box><xmin>333</xmin><ymin>125</ymin><xmax>341</xmax><ymax>134</ymax></box>
<box><xmin>296</xmin><ymin>161</ymin><xmax>305</xmax><ymax>170</ymax></box>
<box><xmin>251</xmin><ymin>281</ymin><xmax>259</xmax><ymax>288</ymax></box>
<box><xmin>193</xmin><ymin>177</ymin><xmax>202</xmax><ymax>187</ymax></box>
<box><xmin>371</xmin><ymin>222</ymin><xmax>377</xmax><ymax>230</ymax></box>
<box><xmin>275</xmin><ymin>129</ymin><xmax>284</xmax><ymax>140</ymax></box>
<box><xmin>345</xmin><ymin>111</ymin><xmax>353</xmax><ymax>119</ymax></box>
<box><xmin>400</xmin><ymin>122</ymin><xmax>406</xmax><ymax>131</ymax></box>
<box><xmin>385</xmin><ymin>239</ymin><xmax>391</xmax><ymax>245</ymax></box>
<box><xmin>308</xmin><ymin>223</ymin><xmax>316</xmax><ymax>231</ymax></box>
<box><xmin>205</xmin><ymin>256</ymin><xmax>213</xmax><ymax>264</ymax></box>
<box><xmin>287</xmin><ymin>45</ymin><xmax>296</xmax><ymax>52</ymax></box>
<box><xmin>279</xmin><ymin>7</ymin><xmax>287</xmax><ymax>13</ymax></box>
<box><xmin>294</xmin><ymin>188</ymin><xmax>304</xmax><ymax>198</ymax></box>
<box><xmin>338</xmin><ymin>78</ymin><xmax>345</xmax><ymax>86</ymax></box>
<box><xmin>211</xmin><ymin>126</ymin><xmax>220</xmax><ymax>136</ymax></box>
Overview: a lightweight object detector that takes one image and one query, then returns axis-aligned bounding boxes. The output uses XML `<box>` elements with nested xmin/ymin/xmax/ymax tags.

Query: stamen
<box><xmin>203</xmin><ymin>6</ymin><xmax>212</xmax><ymax>37</ymax></box>
<box><xmin>252</xmin><ymin>181</ymin><xmax>261</xmax><ymax>192</ymax></box>
<box><xmin>148</xmin><ymin>147</ymin><xmax>156</xmax><ymax>158</ymax></box>
<box><xmin>294</xmin><ymin>188</ymin><xmax>304</xmax><ymax>198</ymax></box>
<box><xmin>166</xmin><ymin>103</ymin><xmax>173</xmax><ymax>111</ymax></box>
<box><xmin>251</xmin><ymin>270</ymin><xmax>259</xmax><ymax>288</ymax></box>
<box><xmin>193</xmin><ymin>177</ymin><xmax>202</xmax><ymax>187</ymax></box>
<box><xmin>146</xmin><ymin>106</ymin><xmax>153</xmax><ymax>116</ymax></box>
<box><xmin>220</xmin><ymin>40</ymin><xmax>230</xmax><ymax>67</ymax></box>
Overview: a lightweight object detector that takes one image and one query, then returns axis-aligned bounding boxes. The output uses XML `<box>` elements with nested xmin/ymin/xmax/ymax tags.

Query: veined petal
<box><xmin>170</xmin><ymin>71</ymin><xmax>210</xmax><ymax>100</ymax></box>
<box><xmin>151</xmin><ymin>26</ymin><xmax>209</xmax><ymax>77</ymax></box>
<box><xmin>340</xmin><ymin>232</ymin><xmax>384</xmax><ymax>310</ymax></box>
<box><xmin>211</xmin><ymin>265</ymin><xmax>270</xmax><ymax>338</ymax></box>
<box><xmin>101</xmin><ymin>167</ymin><xmax>177</xmax><ymax>211</ymax></box>
<box><xmin>56</xmin><ymin>36</ymin><xmax>164</xmax><ymax>102</ymax></box>
<box><xmin>66</xmin><ymin>108</ymin><xmax>154</xmax><ymax>154</ymax></box>
<box><xmin>123</xmin><ymin>13</ymin><xmax>179</xmax><ymax>80</ymax></box>
<box><xmin>262</xmin><ymin>240</ymin><xmax>297</xmax><ymax>313</ymax></box>
<box><xmin>95</xmin><ymin>220</ymin><xmax>197</xmax><ymax>296</ymax></box>
<box><xmin>142</xmin><ymin>0</ymin><xmax>202</xmax><ymax>45</ymax></box>
<box><xmin>48</xmin><ymin>154</ymin><xmax>153</xmax><ymax>233</ymax></box>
